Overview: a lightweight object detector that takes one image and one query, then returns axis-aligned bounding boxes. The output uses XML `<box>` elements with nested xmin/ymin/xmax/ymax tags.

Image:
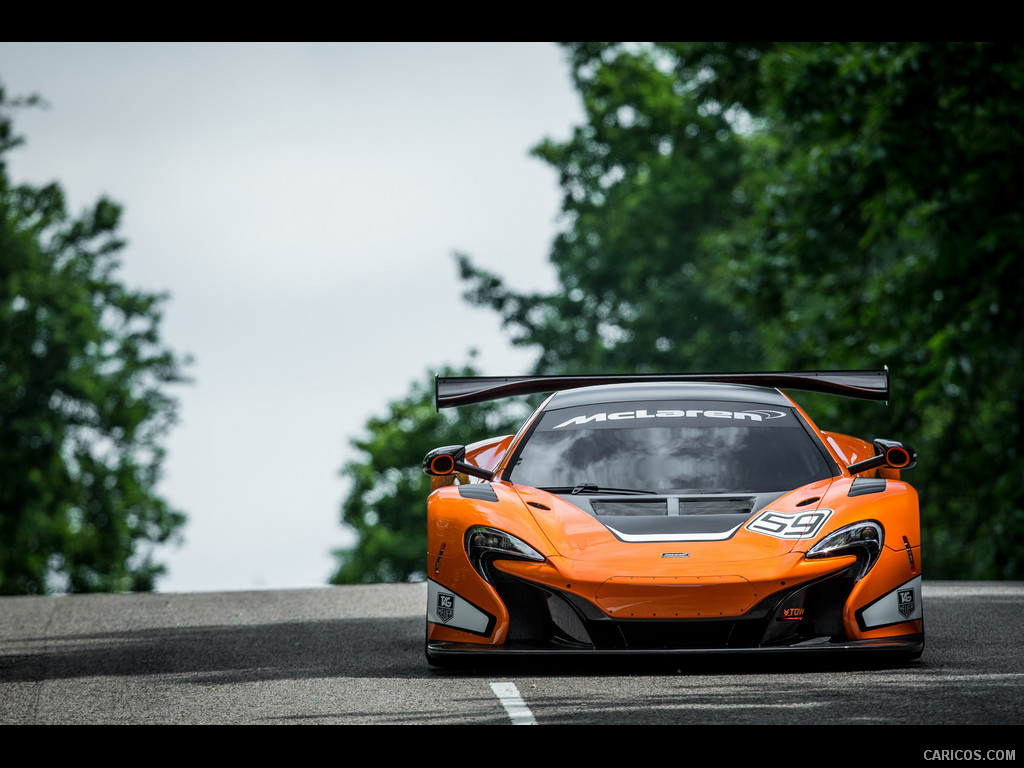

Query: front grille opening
<box><xmin>760</xmin><ymin>570</ymin><xmax>857</xmax><ymax>645</ymax></box>
<box><xmin>489</xmin><ymin>571</ymin><xmax>597</xmax><ymax>647</ymax></box>
<box><xmin>615</xmin><ymin>618</ymin><xmax>766</xmax><ymax>649</ymax></box>
<box><xmin>489</xmin><ymin>570</ymin><xmax>551</xmax><ymax>643</ymax></box>
<box><xmin>801</xmin><ymin>572</ymin><xmax>856</xmax><ymax>640</ymax></box>
<box><xmin>488</xmin><ymin>568</ymin><xmax>857</xmax><ymax>651</ymax></box>
<box><xmin>491</xmin><ymin>569</ymin><xmax>772</xmax><ymax>650</ymax></box>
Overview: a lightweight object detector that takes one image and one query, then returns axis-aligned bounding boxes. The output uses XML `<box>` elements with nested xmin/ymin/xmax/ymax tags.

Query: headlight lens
<box><xmin>465</xmin><ymin>525</ymin><xmax>544</xmax><ymax>570</ymax></box>
<box><xmin>806</xmin><ymin>521</ymin><xmax>884</xmax><ymax>580</ymax></box>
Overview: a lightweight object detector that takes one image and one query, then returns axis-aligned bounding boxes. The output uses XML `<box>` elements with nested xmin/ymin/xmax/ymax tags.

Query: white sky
<box><xmin>0</xmin><ymin>42</ymin><xmax>583</xmax><ymax>592</ymax></box>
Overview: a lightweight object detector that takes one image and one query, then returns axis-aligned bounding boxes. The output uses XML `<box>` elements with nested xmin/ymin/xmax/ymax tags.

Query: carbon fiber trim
<box><xmin>849</xmin><ymin>478</ymin><xmax>887</xmax><ymax>497</ymax></box>
<box><xmin>426</xmin><ymin>635</ymin><xmax>925</xmax><ymax>660</ymax></box>
<box><xmin>457</xmin><ymin>483</ymin><xmax>499</xmax><ymax>502</ymax></box>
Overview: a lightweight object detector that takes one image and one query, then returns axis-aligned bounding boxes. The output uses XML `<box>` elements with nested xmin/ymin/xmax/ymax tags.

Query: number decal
<box><xmin>746</xmin><ymin>509</ymin><xmax>832</xmax><ymax>539</ymax></box>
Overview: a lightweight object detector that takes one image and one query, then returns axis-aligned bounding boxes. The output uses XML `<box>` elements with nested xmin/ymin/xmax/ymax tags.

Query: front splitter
<box><xmin>427</xmin><ymin>633</ymin><xmax>923</xmax><ymax>660</ymax></box>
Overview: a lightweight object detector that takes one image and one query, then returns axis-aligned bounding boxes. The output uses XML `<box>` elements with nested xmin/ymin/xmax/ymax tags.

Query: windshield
<box><xmin>507</xmin><ymin>399</ymin><xmax>835</xmax><ymax>493</ymax></box>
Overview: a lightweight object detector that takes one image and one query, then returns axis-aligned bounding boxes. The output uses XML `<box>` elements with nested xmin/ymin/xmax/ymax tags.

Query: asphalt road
<box><xmin>1</xmin><ymin>582</ymin><xmax>1022</xmax><ymax>739</ymax></box>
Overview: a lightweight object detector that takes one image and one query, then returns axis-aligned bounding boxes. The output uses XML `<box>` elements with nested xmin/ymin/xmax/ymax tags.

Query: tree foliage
<box><xmin>0</xmin><ymin>89</ymin><xmax>188</xmax><ymax>594</ymax></box>
<box><xmin>458</xmin><ymin>43</ymin><xmax>759</xmax><ymax>374</ymax></box>
<box><xmin>685</xmin><ymin>42</ymin><xmax>1024</xmax><ymax>578</ymax></box>
<box><xmin>338</xmin><ymin>43</ymin><xmax>1024</xmax><ymax>582</ymax></box>
<box><xmin>331</xmin><ymin>365</ymin><xmax>527</xmax><ymax>584</ymax></box>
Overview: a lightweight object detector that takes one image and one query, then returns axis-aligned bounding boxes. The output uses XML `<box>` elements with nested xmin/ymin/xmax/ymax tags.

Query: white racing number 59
<box><xmin>746</xmin><ymin>509</ymin><xmax>832</xmax><ymax>539</ymax></box>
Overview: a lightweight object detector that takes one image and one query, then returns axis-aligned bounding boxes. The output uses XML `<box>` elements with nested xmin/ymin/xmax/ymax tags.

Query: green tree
<box><xmin>463</xmin><ymin>42</ymin><xmax>1024</xmax><ymax>579</ymax></box>
<box><xmin>336</xmin><ymin>43</ymin><xmax>1024</xmax><ymax>582</ymax></box>
<box><xmin>331</xmin><ymin>365</ymin><xmax>527</xmax><ymax>584</ymax></box>
<box><xmin>459</xmin><ymin>43</ymin><xmax>761</xmax><ymax>375</ymax></box>
<box><xmin>0</xmin><ymin>89</ymin><xmax>188</xmax><ymax>594</ymax></box>
<box><xmin>684</xmin><ymin>42</ymin><xmax>1024</xmax><ymax>578</ymax></box>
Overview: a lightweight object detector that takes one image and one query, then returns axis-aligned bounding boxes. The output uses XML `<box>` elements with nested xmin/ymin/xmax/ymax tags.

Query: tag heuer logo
<box><xmin>436</xmin><ymin>592</ymin><xmax>454</xmax><ymax>623</ymax></box>
<box><xmin>897</xmin><ymin>587</ymin><xmax>916</xmax><ymax>618</ymax></box>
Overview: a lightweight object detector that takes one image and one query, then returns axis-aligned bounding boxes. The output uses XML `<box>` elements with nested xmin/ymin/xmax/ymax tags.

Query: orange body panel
<box><xmin>493</xmin><ymin>555</ymin><xmax>852</xmax><ymax>620</ymax></box>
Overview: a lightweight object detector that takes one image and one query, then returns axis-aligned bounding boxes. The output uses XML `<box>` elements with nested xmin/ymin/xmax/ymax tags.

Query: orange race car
<box><xmin>422</xmin><ymin>370</ymin><xmax>923</xmax><ymax>665</ymax></box>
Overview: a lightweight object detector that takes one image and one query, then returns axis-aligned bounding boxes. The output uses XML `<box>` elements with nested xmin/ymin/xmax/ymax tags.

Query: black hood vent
<box><xmin>561</xmin><ymin>492</ymin><xmax>783</xmax><ymax>542</ymax></box>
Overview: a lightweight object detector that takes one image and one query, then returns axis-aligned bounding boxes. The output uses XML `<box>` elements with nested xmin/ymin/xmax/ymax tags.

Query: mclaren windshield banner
<box><xmin>540</xmin><ymin>401</ymin><xmax>794</xmax><ymax>431</ymax></box>
<box><xmin>511</xmin><ymin>401</ymin><xmax>833</xmax><ymax>493</ymax></box>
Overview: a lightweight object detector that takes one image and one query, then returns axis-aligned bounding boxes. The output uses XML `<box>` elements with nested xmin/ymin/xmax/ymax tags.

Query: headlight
<box><xmin>465</xmin><ymin>525</ymin><xmax>544</xmax><ymax>573</ymax></box>
<box><xmin>805</xmin><ymin>521</ymin><xmax>883</xmax><ymax>580</ymax></box>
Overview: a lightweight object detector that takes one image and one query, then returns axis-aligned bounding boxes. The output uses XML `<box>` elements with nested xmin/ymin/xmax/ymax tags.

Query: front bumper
<box><xmin>427</xmin><ymin>564</ymin><xmax>924</xmax><ymax>662</ymax></box>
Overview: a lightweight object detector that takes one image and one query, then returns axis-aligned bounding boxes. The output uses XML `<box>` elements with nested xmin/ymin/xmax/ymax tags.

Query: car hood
<box><xmin>511</xmin><ymin>478</ymin><xmax>837</xmax><ymax>565</ymax></box>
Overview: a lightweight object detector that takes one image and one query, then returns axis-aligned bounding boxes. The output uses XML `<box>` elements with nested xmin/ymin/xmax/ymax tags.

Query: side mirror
<box><xmin>422</xmin><ymin>445</ymin><xmax>493</xmax><ymax>481</ymax></box>
<box><xmin>848</xmin><ymin>439</ymin><xmax>917</xmax><ymax>475</ymax></box>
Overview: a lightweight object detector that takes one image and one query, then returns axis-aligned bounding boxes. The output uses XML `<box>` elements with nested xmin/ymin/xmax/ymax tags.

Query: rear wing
<box><xmin>435</xmin><ymin>369</ymin><xmax>889</xmax><ymax>410</ymax></box>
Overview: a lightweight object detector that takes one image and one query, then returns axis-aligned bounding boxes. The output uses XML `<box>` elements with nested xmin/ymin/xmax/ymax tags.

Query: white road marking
<box><xmin>490</xmin><ymin>682</ymin><xmax>537</xmax><ymax>725</ymax></box>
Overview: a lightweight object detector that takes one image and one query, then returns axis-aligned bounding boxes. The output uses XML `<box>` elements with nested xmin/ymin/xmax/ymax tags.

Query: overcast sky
<box><xmin>0</xmin><ymin>42</ymin><xmax>584</xmax><ymax>592</ymax></box>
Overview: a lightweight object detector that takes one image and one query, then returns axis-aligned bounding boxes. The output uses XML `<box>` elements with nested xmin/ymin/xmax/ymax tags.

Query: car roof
<box><xmin>544</xmin><ymin>382</ymin><xmax>795</xmax><ymax>410</ymax></box>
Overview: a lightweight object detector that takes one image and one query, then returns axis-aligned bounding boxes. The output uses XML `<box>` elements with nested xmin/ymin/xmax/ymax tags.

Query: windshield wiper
<box><xmin>538</xmin><ymin>484</ymin><xmax>655</xmax><ymax>495</ymax></box>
